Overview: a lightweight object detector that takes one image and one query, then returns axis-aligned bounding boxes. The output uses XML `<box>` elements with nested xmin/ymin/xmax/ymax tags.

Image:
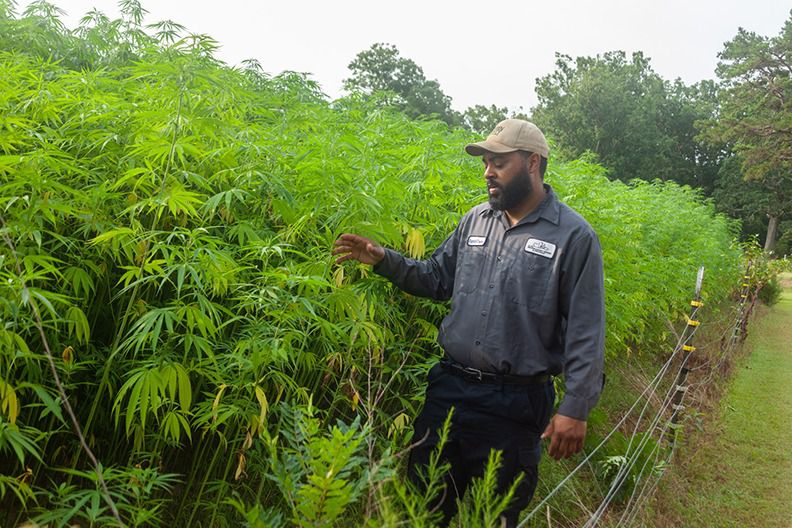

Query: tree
<box><xmin>344</xmin><ymin>43</ymin><xmax>532</xmax><ymax>133</ymax></box>
<box><xmin>712</xmin><ymin>156</ymin><xmax>773</xmax><ymax>239</ymax></box>
<box><xmin>532</xmin><ymin>51</ymin><xmax>722</xmax><ymax>189</ymax></box>
<box><xmin>660</xmin><ymin>79</ymin><xmax>724</xmax><ymax>195</ymax></box>
<box><xmin>700</xmin><ymin>11</ymin><xmax>792</xmax><ymax>251</ymax></box>
<box><xmin>461</xmin><ymin>104</ymin><xmax>509</xmax><ymax>135</ymax></box>
<box><xmin>533</xmin><ymin>52</ymin><xmax>668</xmax><ymax>181</ymax></box>
<box><xmin>343</xmin><ymin>43</ymin><xmax>459</xmax><ymax>126</ymax></box>
<box><xmin>460</xmin><ymin>104</ymin><xmax>530</xmax><ymax>135</ymax></box>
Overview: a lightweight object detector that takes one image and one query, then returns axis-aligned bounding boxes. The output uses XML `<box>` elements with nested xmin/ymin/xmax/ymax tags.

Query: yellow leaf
<box><xmin>212</xmin><ymin>383</ymin><xmax>227</xmax><ymax>422</ymax></box>
<box><xmin>388</xmin><ymin>412</ymin><xmax>411</xmax><ymax>438</ymax></box>
<box><xmin>254</xmin><ymin>385</ymin><xmax>268</xmax><ymax>433</ymax></box>
<box><xmin>371</xmin><ymin>347</ymin><xmax>382</xmax><ymax>364</ymax></box>
<box><xmin>405</xmin><ymin>227</ymin><xmax>426</xmax><ymax>258</ymax></box>
<box><xmin>234</xmin><ymin>452</ymin><xmax>246</xmax><ymax>481</ymax></box>
<box><xmin>0</xmin><ymin>378</ymin><xmax>19</xmax><ymax>424</ymax></box>
<box><xmin>333</xmin><ymin>266</ymin><xmax>345</xmax><ymax>288</ymax></box>
<box><xmin>18</xmin><ymin>467</ymin><xmax>33</xmax><ymax>484</ymax></box>
<box><xmin>62</xmin><ymin>346</ymin><xmax>74</xmax><ymax>364</ymax></box>
<box><xmin>134</xmin><ymin>240</ymin><xmax>149</xmax><ymax>265</ymax></box>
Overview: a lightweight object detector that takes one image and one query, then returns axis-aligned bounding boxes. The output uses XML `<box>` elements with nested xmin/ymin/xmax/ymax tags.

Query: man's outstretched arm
<box><xmin>333</xmin><ymin>229</ymin><xmax>460</xmax><ymax>301</ymax></box>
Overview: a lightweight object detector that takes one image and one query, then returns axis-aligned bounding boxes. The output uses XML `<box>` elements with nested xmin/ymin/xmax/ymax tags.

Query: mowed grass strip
<box><xmin>663</xmin><ymin>276</ymin><xmax>792</xmax><ymax>527</ymax></box>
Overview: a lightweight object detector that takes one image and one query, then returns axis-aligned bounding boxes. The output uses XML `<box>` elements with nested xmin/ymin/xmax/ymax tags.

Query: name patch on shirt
<box><xmin>467</xmin><ymin>235</ymin><xmax>487</xmax><ymax>246</ymax></box>
<box><xmin>524</xmin><ymin>238</ymin><xmax>556</xmax><ymax>259</ymax></box>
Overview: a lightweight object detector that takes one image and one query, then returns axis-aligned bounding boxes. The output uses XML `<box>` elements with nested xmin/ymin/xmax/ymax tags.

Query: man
<box><xmin>333</xmin><ymin>119</ymin><xmax>605</xmax><ymax>526</ymax></box>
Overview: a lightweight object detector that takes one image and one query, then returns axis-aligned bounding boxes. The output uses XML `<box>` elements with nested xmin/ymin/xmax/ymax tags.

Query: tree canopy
<box><xmin>699</xmin><ymin>10</ymin><xmax>792</xmax><ymax>251</ymax></box>
<box><xmin>343</xmin><ymin>42</ymin><xmax>528</xmax><ymax>133</ymax></box>
<box><xmin>532</xmin><ymin>51</ymin><xmax>722</xmax><ymax>191</ymax></box>
<box><xmin>343</xmin><ymin>42</ymin><xmax>459</xmax><ymax>126</ymax></box>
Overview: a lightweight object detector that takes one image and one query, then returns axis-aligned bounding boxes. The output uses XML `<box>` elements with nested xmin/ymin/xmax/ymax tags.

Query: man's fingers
<box><xmin>547</xmin><ymin>431</ymin><xmax>562</xmax><ymax>459</ymax></box>
<box><xmin>552</xmin><ymin>436</ymin><xmax>573</xmax><ymax>460</ymax></box>
<box><xmin>336</xmin><ymin>233</ymin><xmax>360</xmax><ymax>243</ymax></box>
<box><xmin>563</xmin><ymin>437</ymin><xmax>577</xmax><ymax>459</ymax></box>
<box><xmin>541</xmin><ymin>422</ymin><xmax>553</xmax><ymax>440</ymax></box>
<box><xmin>552</xmin><ymin>437</ymin><xmax>569</xmax><ymax>460</ymax></box>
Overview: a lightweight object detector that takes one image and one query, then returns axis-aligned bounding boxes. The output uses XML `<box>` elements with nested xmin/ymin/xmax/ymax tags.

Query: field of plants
<box><xmin>0</xmin><ymin>3</ymin><xmax>746</xmax><ymax>527</ymax></box>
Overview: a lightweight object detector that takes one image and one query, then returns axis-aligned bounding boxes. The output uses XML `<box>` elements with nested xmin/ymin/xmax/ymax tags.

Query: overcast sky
<box><xmin>18</xmin><ymin>0</ymin><xmax>791</xmax><ymax>112</ymax></box>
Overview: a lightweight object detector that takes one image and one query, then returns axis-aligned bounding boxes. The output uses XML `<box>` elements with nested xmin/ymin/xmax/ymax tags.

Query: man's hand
<box><xmin>333</xmin><ymin>233</ymin><xmax>385</xmax><ymax>266</ymax></box>
<box><xmin>541</xmin><ymin>414</ymin><xmax>587</xmax><ymax>460</ymax></box>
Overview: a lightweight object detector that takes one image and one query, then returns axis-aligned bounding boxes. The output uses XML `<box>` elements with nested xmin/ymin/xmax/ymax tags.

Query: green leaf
<box><xmin>65</xmin><ymin>306</ymin><xmax>91</xmax><ymax>344</ymax></box>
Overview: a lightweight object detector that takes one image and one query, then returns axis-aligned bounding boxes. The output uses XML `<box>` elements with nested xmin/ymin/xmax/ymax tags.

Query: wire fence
<box><xmin>517</xmin><ymin>265</ymin><xmax>758</xmax><ymax>527</ymax></box>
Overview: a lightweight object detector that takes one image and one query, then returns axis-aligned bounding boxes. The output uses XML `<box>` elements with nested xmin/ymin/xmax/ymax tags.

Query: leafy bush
<box><xmin>758</xmin><ymin>276</ymin><xmax>782</xmax><ymax>306</ymax></box>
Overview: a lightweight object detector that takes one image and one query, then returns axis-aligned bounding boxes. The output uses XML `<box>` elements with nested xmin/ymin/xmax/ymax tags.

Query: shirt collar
<box><xmin>480</xmin><ymin>183</ymin><xmax>561</xmax><ymax>226</ymax></box>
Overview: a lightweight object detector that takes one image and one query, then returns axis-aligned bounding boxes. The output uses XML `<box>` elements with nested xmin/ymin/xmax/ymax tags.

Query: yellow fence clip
<box><xmin>682</xmin><ymin>345</ymin><xmax>696</xmax><ymax>352</ymax></box>
<box><xmin>740</xmin><ymin>294</ymin><xmax>748</xmax><ymax>299</ymax></box>
<box><xmin>686</xmin><ymin>317</ymin><xmax>701</xmax><ymax>327</ymax></box>
<box><xmin>741</xmin><ymin>283</ymin><xmax>749</xmax><ymax>288</ymax></box>
<box><xmin>743</xmin><ymin>275</ymin><xmax>750</xmax><ymax>279</ymax></box>
<box><xmin>690</xmin><ymin>300</ymin><xmax>704</xmax><ymax>307</ymax></box>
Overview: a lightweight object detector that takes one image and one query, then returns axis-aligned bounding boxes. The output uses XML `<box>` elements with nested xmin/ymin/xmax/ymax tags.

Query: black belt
<box><xmin>440</xmin><ymin>359</ymin><xmax>550</xmax><ymax>385</ymax></box>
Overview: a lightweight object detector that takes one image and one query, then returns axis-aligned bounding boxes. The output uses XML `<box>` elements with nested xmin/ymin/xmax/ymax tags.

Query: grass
<box><xmin>648</xmin><ymin>276</ymin><xmax>792</xmax><ymax>527</ymax></box>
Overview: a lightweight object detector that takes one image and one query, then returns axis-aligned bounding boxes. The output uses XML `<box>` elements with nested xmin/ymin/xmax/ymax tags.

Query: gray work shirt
<box><xmin>374</xmin><ymin>184</ymin><xmax>605</xmax><ymax>420</ymax></box>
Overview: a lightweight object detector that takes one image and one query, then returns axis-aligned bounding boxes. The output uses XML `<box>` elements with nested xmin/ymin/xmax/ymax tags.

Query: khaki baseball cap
<box><xmin>465</xmin><ymin>119</ymin><xmax>549</xmax><ymax>158</ymax></box>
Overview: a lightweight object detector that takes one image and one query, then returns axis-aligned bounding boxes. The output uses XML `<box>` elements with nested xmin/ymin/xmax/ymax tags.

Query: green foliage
<box><xmin>705</xmin><ymin>11</ymin><xmax>792</xmax><ymax>181</ymax></box>
<box><xmin>262</xmin><ymin>404</ymin><xmax>369</xmax><ymax>527</ymax></box>
<box><xmin>547</xmin><ymin>160</ymin><xmax>740</xmax><ymax>354</ymax></box>
<box><xmin>32</xmin><ymin>465</ymin><xmax>179</xmax><ymax>527</ymax></box>
<box><xmin>758</xmin><ymin>276</ymin><xmax>782</xmax><ymax>306</ymax></box>
<box><xmin>343</xmin><ymin>43</ymin><xmax>529</xmax><ymax>134</ymax></box>
<box><xmin>0</xmin><ymin>416</ymin><xmax>42</xmax><ymax>465</ymax></box>
<box><xmin>455</xmin><ymin>450</ymin><xmax>519</xmax><ymax>527</ymax></box>
<box><xmin>744</xmin><ymin>242</ymin><xmax>788</xmax><ymax>306</ymax></box>
<box><xmin>343</xmin><ymin>42</ymin><xmax>459</xmax><ymax>126</ymax></box>
<box><xmin>700</xmin><ymin>11</ymin><xmax>792</xmax><ymax>251</ymax></box>
<box><xmin>533</xmin><ymin>51</ymin><xmax>723</xmax><ymax>192</ymax></box>
<box><xmin>460</xmin><ymin>104</ymin><xmax>511</xmax><ymax>135</ymax></box>
<box><xmin>0</xmin><ymin>3</ymin><xmax>743</xmax><ymax>526</ymax></box>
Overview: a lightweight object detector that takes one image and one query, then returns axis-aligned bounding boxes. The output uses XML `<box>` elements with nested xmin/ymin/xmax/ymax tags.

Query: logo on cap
<box><xmin>492</xmin><ymin>126</ymin><xmax>505</xmax><ymax>136</ymax></box>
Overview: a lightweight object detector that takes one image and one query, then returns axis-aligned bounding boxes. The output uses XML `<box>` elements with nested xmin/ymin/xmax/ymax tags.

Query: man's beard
<box><xmin>488</xmin><ymin>166</ymin><xmax>532</xmax><ymax>211</ymax></box>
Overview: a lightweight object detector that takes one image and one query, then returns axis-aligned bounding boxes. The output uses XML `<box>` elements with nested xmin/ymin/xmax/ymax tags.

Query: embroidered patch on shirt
<box><xmin>524</xmin><ymin>238</ymin><xmax>556</xmax><ymax>258</ymax></box>
<box><xmin>467</xmin><ymin>235</ymin><xmax>487</xmax><ymax>246</ymax></box>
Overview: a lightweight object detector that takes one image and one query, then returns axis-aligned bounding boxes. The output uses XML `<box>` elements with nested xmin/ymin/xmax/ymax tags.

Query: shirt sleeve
<box><xmin>372</xmin><ymin>227</ymin><xmax>460</xmax><ymax>301</ymax></box>
<box><xmin>556</xmin><ymin>230</ymin><xmax>606</xmax><ymax>421</ymax></box>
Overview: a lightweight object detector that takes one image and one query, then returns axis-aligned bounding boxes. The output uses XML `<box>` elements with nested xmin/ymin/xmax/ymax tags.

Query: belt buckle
<box><xmin>462</xmin><ymin>366</ymin><xmax>483</xmax><ymax>381</ymax></box>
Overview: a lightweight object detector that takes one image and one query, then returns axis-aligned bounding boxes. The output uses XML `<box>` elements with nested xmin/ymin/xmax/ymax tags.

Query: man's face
<box><xmin>482</xmin><ymin>151</ymin><xmax>534</xmax><ymax>211</ymax></box>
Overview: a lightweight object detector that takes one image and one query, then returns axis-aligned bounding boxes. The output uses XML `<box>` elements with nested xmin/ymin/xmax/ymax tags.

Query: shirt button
<box><xmin>488</xmin><ymin>284</ymin><xmax>494</xmax><ymax>289</ymax></box>
<box><xmin>481</xmin><ymin>311</ymin><xmax>487</xmax><ymax>316</ymax></box>
<box><xmin>475</xmin><ymin>340</ymin><xmax>481</xmax><ymax>345</ymax></box>
<box><xmin>497</xmin><ymin>256</ymin><xmax>502</xmax><ymax>262</ymax></box>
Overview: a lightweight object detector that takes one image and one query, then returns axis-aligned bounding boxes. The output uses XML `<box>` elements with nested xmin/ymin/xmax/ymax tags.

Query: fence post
<box><xmin>737</xmin><ymin>262</ymin><xmax>754</xmax><ymax>342</ymax></box>
<box><xmin>669</xmin><ymin>266</ymin><xmax>705</xmax><ymax>430</ymax></box>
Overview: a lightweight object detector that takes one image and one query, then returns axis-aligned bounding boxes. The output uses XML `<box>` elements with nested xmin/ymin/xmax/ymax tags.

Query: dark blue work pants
<box><xmin>407</xmin><ymin>362</ymin><xmax>555</xmax><ymax>527</ymax></box>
